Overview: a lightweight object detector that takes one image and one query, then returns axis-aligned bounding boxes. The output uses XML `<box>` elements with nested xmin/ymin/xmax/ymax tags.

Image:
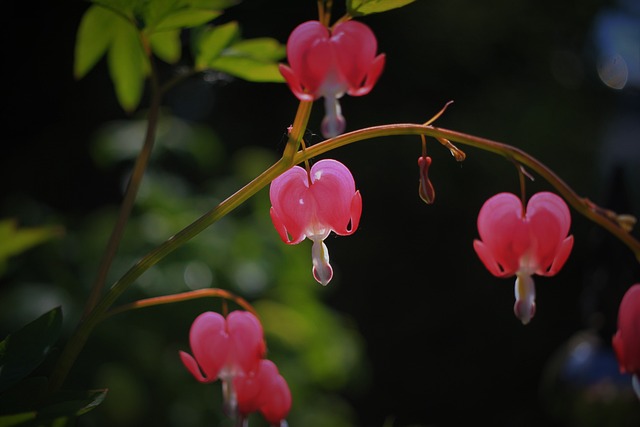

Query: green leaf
<box><xmin>153</xmin><ymin>9</ymin><xmax>221</xmax><ymax>31</ymax></box>
<box><xmin>139</xmin><ymin>0</ymin><xmax>233</xmax><ymax>32</ymax></box>
<box><xmin>0</xmin><ymin>413</ymin><xmax>36</xmax><ymax>426</ymax></box>
<box><xmin>209</xmin><ymin>56</ymin><xmax>284</xmax><ymax>82</ymax></box>
<box><xmin>346</xmin><ymin>0</ymin><xmax>416</xmax><ymax>16</ymax></box>
<box><xmin>0</xmin><ymin>307</ymin><xmax>63</xmax><ymax>393</ymax></box>
<box><xmin>149</xmin><ymin>30</ymin><xmax>181</xmax><ymax>63</ymax></box>
<box><xmin>193</xmin><ymin>21</ymin><xmax>239</xmax><ymax>70</ymax></box>
<box><xmin>74</xmin><ymin>5</ymin><xmax>118</xmax><ymax>79</ymax></box>
<box><xmin>207</xmin><ymin>37</ymin><xmax>286</xmax><ymax>82</ymax></box>
<box><xmin>91</xmin><ymin>0</ymin><xmax>136</xmax><ymax>17</ymax></box>
<box><xmin>0</xmin><ymin>219</ymin><xmax>63</xmax><ymax>277</ymax></box>
<box><xmin>107</xmin><ymin>16</ymin><xmax>148</xmax><ymax>112</ymax></box>
<box><xmin>224</xmin><ymin>37</ymin><xmax>286</xmax><ymax>61</ymax></box>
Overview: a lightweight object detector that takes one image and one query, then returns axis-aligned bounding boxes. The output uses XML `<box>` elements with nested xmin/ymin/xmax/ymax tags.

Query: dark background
<box><xmin>2</xmin><ymin>0</ymin><xmax>640</xmax><ymax>426</ymax></box>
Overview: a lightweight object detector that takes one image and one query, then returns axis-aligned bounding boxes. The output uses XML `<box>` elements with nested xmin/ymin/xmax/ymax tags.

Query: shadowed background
<box><xmin>1</xmin><ymin>0</ymin><xmax>640</xmax><ymax>426</ymax></box>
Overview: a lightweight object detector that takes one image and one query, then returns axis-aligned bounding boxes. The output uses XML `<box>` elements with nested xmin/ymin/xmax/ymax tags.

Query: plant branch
<box><xmin>48</xmin><ymin>97</ymin><xmax>314</xmax><ymax>393</ymax></box>
<box><xmin>292</xmin><ymin>123</ymin><xmax>640</xmax><ymax>261</ymax></box>
<box><xmin>49</xmin><ymin>155</ymin><xmax>291</xmax><ymax>392</ymax></box>
<box><xmin>104</xmin><ymin>289</ymin><xmax>258</xmax><ymax>320</ymax></box>
<box><xmin>50</xmin><ymin>120</ymin><xmax>640</xmax><ymax>393</ymax></box>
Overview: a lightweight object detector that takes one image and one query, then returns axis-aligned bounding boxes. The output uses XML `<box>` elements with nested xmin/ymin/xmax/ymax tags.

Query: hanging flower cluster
<box><xmin>612</xmin><ymin>283</ymin><xmax>640</xmax><ymax>400</ymax></box>
<box><xmin>473</xmin><ymin>192</ymin><xmax>574</xmax><ymax>324</ymax></box>
<box><xmin>270</xmin><ymin>159</ymin><xmax>362</xmax><ymax>285</ymax></box>
<box><xmin>279</xmin><ymin>20</ymin><xmax>385</xmax><ymax>138</ymax></box>
<box><xmin>180</xmin><ymin>311</ymin><xmax>291</xmax><ymax>426</ymax></box>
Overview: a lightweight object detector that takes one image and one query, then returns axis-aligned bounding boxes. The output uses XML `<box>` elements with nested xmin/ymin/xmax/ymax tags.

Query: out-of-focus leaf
<box><xmin>153</xmin><ymin>9</ymin><xmax>221</xmax><ymax>31</ymax></box>
<box><xmin>0</xmin><ymin>220</ymin><xmax>63</xmax><ymax>277</ymax></box>
<box><xmin>0</xmin><ymin>389</ymin><xmax>108</xmax><ymax>427</ymax></box>
<box><xmin>92</xmin><ymin>0</ymin><xmax>136</xmax><ymax>16</ymax></box>
<box><xmin>208</xmin><ymin>37</ymin><xmax>286</xmax><ymax>82</ymax></box>
<box><xmin>139</xmin><ymin>0</ymin><xmax>234</xmax><ymax>32</ymax></box>
<box><xmin>346</xmin><ymin>0</ymin><xmax>416</xmax><ymax>16</ymax></box>
<box><xmin>209</xmin><ymin>56</ymin><xmax>284</xmax><ymax>82</ymax></box>
<box><xmin>74</xmin><ymin>5</ymin><xmax>119</xmax><ymax>79</ymax></box>
<box><xmin>224</xmin><ymin>37</ymin><xmax>285</xmax><ymax>61</ymax></box>
<box><xmin>38</xmin><ymin>389</ymin><xmax>108</xmax><ymax>419</ymax></box>
<box><xmin>0</xmin><ymin>413</ymin><xmax>36</xmax><ymax>426</ymax></box>
<box><xmin>107</xmin><ymin>15</ymin><xmax>148</xmax><ymax>112</ymax></box>
<box><xmin>187</xmin><ymin>0</ymin><xmax>239</xmax><ymax>8</ymax></box>
<box><xmin>149</xmin><ymin>30</ymin><xmax>181</xmax><ymax>63</ymax></box>
<box><xmin>193</xmin><ymin>21</ymin><xmax>239</xmax><ymax>70</ymax></box>
<box><xmin>0</xmin><ymin>307</ymin><xmax>62</xmax><ymax>393</ymax></box>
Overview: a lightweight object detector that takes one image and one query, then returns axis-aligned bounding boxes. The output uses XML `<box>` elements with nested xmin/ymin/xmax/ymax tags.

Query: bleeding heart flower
<box><xmin>269</xmin><ymin>159</ymin><xmax>362</xmax><ymax>285</ymax></box>
<box><xmin>473</xmin><ymin>192</ymin><xmax>574</xmax><ymax>324</ymax></box>
<box><xmin>179</xmin><ymin>311</ymin><xmax>266</xmax><ymax>414</ymax></box>
<box><xmin>612</xmin><ymin>283</ymin><xmax>640</xmax><ymax>399</ymax></box>
<box><xmin>234</xmin><ymin>359</ymin><xmax>292</xmax><ymax>426</ymax></box>
<box><xmin>279</xmin><ymin>20</ymin><xmax>386</xmax><ymax>137</ymax></box>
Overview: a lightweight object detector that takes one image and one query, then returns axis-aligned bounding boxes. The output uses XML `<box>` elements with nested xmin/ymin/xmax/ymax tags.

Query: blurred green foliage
<box><xmin>0</xmin><ymin>220</ymin><xmax>63</xmax><ymax>278</ymax></box>
<box><xmin>75</xmin><ymin>0</ymin><xmax>285</xmax><ymax>111</ymax></box>
<box><xmin>0</xmin><ymin>111</ymin><xmax>368</xmax><ymax>426</ymax></box>
<box><xmin>2</xmin><ymin>0</ymin><xmax>640</xmax><ymax>426</ymax></box>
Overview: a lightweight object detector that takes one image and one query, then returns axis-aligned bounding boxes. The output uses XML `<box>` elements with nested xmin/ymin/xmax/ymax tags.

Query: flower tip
<box><xmin>312</xmin><ymin>239</ymin><xmax>333</xmax><ymax>285</ymax></box>
<box><xmin>321</xmin><ymin>103</ymin><xmax>346</xmax><ymax>138</ymax></box>
<box><xmin>514</xmin><ymin>274</ymin><xmax>536</xmax><ymax>325</ymax></box>
<box><xmin>514</xmin><ymin>299</ymin><xmax>536</xmax><ymax>325</ymax></box>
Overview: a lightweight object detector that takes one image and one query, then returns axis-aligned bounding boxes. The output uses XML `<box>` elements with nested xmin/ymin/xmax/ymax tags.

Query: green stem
<box><xmin>48</xmin><ymin>99</ymin><xmax>314</xmax><ymax>393</ymax></box>
<box><xmin>48</xmin><ymin>157</ymin><xmax>292</xmax><ymax>393</ymax></box>
<box><xmin>81</xmin><ymin>93</ymin><xmax>161</xmax><ymax>318</ymax></box>
<box><xmin>292</xmin><ymin>123</ymin><xmax>640</xmax><ymax>261</ymax></box>
<box><xmin>81</xmin><ymin>32</ymin><xmax>164</xmax><ymax>318</ymax></box>
<box><xmin>282</xmin><ymin>100</ymin><xmax>313</xmax><ymax>164</ymax></box>
<box><xmin>49</xmin><ymin>119</ymin><xmax>640</xmax><ymax>393</ymax></box>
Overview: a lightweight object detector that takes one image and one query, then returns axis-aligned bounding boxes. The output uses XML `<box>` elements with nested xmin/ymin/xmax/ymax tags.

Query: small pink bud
<box><xmin>418</xmin><ymin>155</ymin><xmax>435</xmax><ymax>204</ymax></box>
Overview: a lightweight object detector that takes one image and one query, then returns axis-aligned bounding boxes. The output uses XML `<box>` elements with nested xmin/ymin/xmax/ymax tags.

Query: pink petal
<box><xmin>179</xmin><ymin>351</ymin><xmax>212</xmax><ymax>383</ymax></box>
<box><xmin>309</xmin><ymin>159</ymin><xmax>360</xmax><ymax>235</ymax></box>
<box><xmin>526</xmin><ymin>192</ymin><xmax>573</xmax><ymax>273</ymax></box>
<box><xmin>473</xmin><ymin>239</ymin><xmax>513</xmax><ymax>277</ymax></box>
<box><xmin>279</xmin><ymin>64</ymin><xmax>314</xmax><ymax>101</ymax></box>
<box><xmin>234</xmin><ymin>371</ymin><xmax>262</xmax><ymax>416</ymax></box>
<box><xmin>227</xmin><ymin>311</ymin><xmax>266</xmax><ymax>375</ymax></box>
<box><xmin>235</xmin><ymin>359</ymin><xmax>280</xmax><ymax>416</ymax></box>
<box><xmin>541</xmin><ymin>235</ymin><xmax>574</xmax><ymax>276</ymax></box>
<box><xmin>613</xmin><ymin>284</ymin><xmax>640</xmax><ymax>374</ymax></box>
<box><xmin>527</xmin><ymin>192</ymin><xmax>571</xmax><ymax>236</ymax></box>
<box><xmin>348</xmin><ymin>54</ymin><xmax>386</xmax><ymax>97</ymax></box>
<box><xmin>349</xmin><ymin>190</ymin><xmax>363</xmax><ymax>233</ymax></box>
<box><xmin>332</xmin><ymin>20</ymin><xmax>378</xmax><ymax>90</ymax></box>
<box><xmin>259</xmin><ymin>373</ymin><xmax>292</xmax><ymax>425</ymax></box>
<box><xmin>270</xmin><ymin>166</ymin><xmax>314</xmax><ymax>244</ymax></box>
<box><xmin>286</xmin><ymin>21</ymin><xmax>329</xmax><ymax>73</ymax></box>
<box><xmin>613</xmin><ymin>331</ymin><xmax>626</xmax><ymax>372</ymax></box>
<box><xmin>476</xmin><ymin>193</ymin><xmax>526</xmax><ymax>275</ymax></box>
<box><xmin>303</xmin><ymin>39</ymin><xmax>337</xmax><ymax>95</ymax></box>
<box><xmin>188</xmin><ymin>311</ymin><xmax>229</xmax><ymax>381</ymax></box>
<box><xmin>285</xmin><ymin>21</ymin><xmax>333</xmax><ymax>97</ymax></box>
